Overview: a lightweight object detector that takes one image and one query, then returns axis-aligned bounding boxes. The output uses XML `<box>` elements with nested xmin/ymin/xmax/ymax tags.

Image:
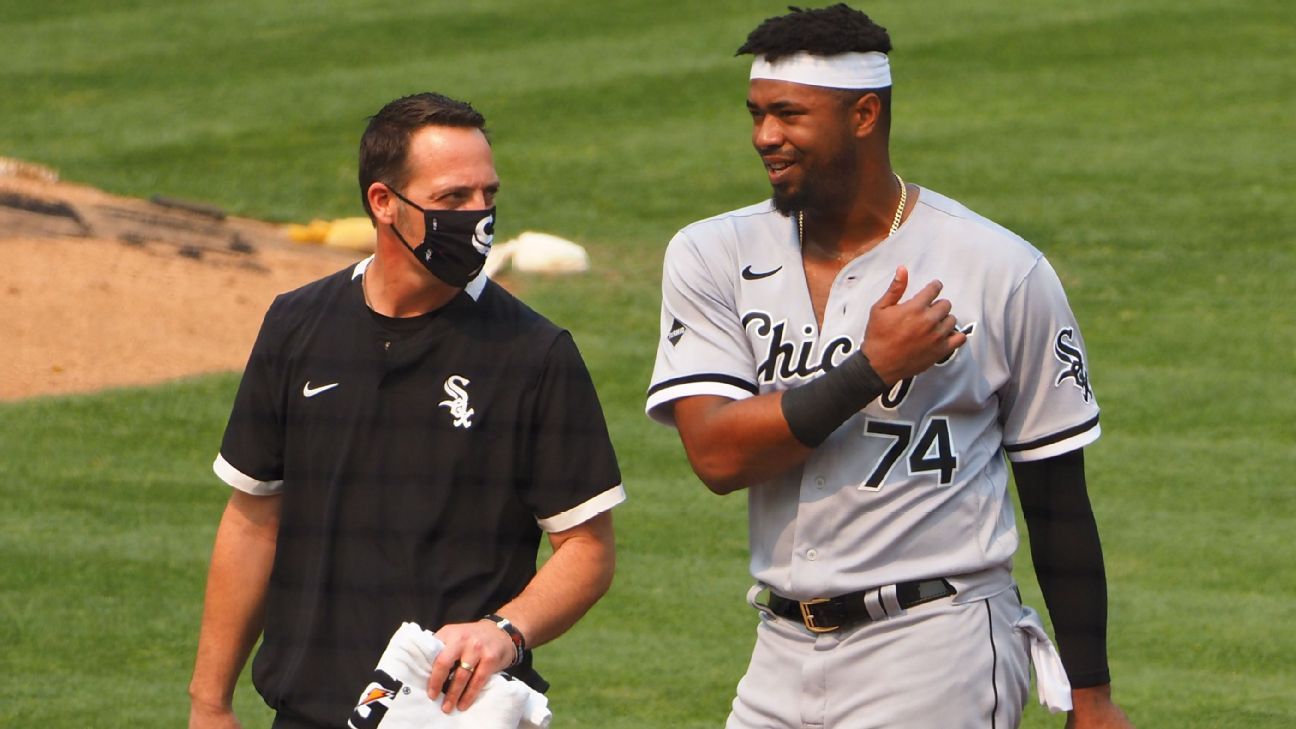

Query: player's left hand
<box><xmin>1065</xmin><ymin>684</ymin><xmax>1134</xmax><ymax>728</ymax></box>
<box><xmin>426</xmin><ymin>618</ymin><xmax>517</xmax><ymax>713</ymax></box>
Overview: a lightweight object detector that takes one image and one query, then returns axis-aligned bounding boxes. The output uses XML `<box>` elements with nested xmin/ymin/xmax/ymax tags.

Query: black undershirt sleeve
<box><xmin>1012</xmin><ymin>448</ymin><xmax>1112</xmax><ymax>688</ymax></box>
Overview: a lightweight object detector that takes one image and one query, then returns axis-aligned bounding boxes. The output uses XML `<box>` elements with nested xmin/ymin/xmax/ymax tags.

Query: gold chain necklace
<box><xmin>798</xmin><ymin>172</ymin><xmax>907</xmax><ymax>253</ymax></box>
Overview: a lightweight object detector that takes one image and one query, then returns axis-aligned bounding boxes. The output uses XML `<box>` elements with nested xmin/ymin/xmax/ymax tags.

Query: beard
<box><xmin>769</xmin><ymin>151</ymin><xmax>859</xmax><ymax>218</ymax></box>
<box><xmin>770</xmin><ymin>182</ymin><xmax>808</xmax><ymax>216</ymax></box>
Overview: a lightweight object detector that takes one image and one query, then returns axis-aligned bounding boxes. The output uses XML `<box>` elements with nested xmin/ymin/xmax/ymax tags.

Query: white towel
<box><xmin>347</xmin><ymin>622</ymin><xmax>552</xmax><ymax>729</ymax></box>
<box><xmin>1013</xmin><ymin>606</ymin><xmax>1073</xmax><ymax>713</ymax></box>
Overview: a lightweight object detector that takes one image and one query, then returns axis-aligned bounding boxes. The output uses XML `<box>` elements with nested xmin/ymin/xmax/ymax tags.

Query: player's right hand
<box><xmin>188</xmin><ymin>701</ymin><xmax>242</xmax><ymax>729</ymax></box>
<box><xmin>862</xmin><ymin>266</ymin><xmax>967</xmax><ymax>385</ymax></box>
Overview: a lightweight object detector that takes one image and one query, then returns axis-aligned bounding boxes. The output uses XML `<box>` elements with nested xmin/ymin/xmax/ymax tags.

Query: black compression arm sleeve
<box><xmin>780</xmin><ymin>351</ymin><xmax>888</xmax><ymax>447</ymax></box>
<box><xmin>1013</xmin><ymin>449</ymin><xmax>1112</xmax><ymax>688</ymax></box>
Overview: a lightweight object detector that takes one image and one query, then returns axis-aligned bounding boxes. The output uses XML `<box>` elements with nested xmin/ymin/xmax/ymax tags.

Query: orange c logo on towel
<box><xmin>348</xmin><ymin>669</ymin><xmax>404</xmax><ymax>729</ymax></box>
<box><xmin>361</xmin><ymin>686</ymin><xmax>395</xmax><ymax>705</ymax></box>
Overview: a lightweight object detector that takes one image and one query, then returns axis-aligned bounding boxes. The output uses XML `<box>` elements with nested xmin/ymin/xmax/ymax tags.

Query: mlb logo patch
<box><xmin>668</xmin><ymin>318</ymin><xmax>687</xmax><ymax>346</ymax></box>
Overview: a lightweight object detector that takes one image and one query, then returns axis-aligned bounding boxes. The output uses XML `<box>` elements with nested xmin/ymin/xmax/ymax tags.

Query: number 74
<box><xmin>860</xmin><ymin>417</ymin><xmax>959</xmax><ymax>490</ymax></box>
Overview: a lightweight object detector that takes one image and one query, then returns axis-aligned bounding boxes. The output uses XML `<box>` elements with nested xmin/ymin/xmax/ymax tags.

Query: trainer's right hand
<box><xmin>862</xmin><ymin>266</ymin><xmax>967</xmax><ymax>385</ymax></box>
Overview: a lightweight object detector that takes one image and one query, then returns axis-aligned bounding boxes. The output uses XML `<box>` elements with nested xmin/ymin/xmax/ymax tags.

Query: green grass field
<box><xmin>2</xmin><ymin>1</ymin><xmax>1293</xmax><ymax>726</ymax></box>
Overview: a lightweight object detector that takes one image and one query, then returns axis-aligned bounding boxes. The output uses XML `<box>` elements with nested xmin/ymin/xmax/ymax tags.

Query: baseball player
<box><xmin>646</xmin><ymin>6</ymin><xmax>1133</xmax><ymax>728</ymax></box>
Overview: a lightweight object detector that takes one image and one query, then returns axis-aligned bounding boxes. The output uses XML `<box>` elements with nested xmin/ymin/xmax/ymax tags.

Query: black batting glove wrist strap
<box><xmin>781</xmin><ymin>350</ymin><xmax>887</xmax><ymax>447</ymax></box>
<box><xmin>483</xmin><ymin>614</ymin><xmax>526</xmax><ymax>668</ymax></box>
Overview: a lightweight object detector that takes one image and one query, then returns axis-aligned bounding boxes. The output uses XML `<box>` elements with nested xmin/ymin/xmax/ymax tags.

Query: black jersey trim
<box><xmin>647</xmin><ymin>373</ymin><xmax>759</xmax><ymax>397</ymax></box>
<box><xmin>1003</xmin><ymin>414</ymin><xmax>1100</xmax><ymax>453</ymax></box>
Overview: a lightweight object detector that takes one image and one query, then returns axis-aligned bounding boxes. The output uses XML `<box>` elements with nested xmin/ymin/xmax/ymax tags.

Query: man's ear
<box><xmin>368</xmin><ymin>182</ymin><xmax>395</xmax><ymax>225</ymax></box>
<box><xmin>850</xmin><ymin>92</ymin><xmax>883</xmax><ymax>139</ymax></box>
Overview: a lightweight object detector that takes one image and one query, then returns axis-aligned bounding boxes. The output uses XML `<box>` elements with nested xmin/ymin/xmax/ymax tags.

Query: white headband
<box><xmin>750</xmin><ymin>51</ymin><xmax>892</xmax><ymax>89</ymax></box>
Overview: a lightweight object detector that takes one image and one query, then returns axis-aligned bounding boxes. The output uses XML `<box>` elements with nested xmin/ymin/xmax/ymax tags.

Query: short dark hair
<box><xmin>739</xmin><ymin>4</ymin><xmax>894</xmax><ymax>119</ymax></box>
<box><xmin>736</xmin><ymin>4</ymin><xmax>892</xmax><ymax>61</ymax></box>
<box><xmin>357</xmin><ymin>92</ymin><xmax>488</xmax><ymax>219</ymax></box>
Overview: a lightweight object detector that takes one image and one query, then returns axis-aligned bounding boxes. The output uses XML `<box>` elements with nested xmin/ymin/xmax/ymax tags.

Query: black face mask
<box><xmin>387</xmin><ymin>187</ymin><xmax>495</xmax><ymax>288</ymax></box>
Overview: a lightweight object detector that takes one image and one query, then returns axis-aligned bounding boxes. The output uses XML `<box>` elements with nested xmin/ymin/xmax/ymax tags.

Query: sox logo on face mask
<box><xmin>439</xmin><ymin>375</ymin><xmax>475</xmax><ymax>428</ymax></box>
<box><xmin>473</xmin><ymin>215</ymin><xmax>494</xmax><ymax>256</ymax></box>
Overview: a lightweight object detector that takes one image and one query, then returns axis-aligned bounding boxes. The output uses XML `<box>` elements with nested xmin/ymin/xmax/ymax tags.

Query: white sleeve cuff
<box><xmin>646</xmin><ymin>380</ymin><xmax>756</xmax><ymax>426</ymax></box>
<box><xmin>536</xmin><ymin>484</ymin><xmax>626</xmax><ymax>533</ymax></box>
<box><xmin>213</xmin><ymin>453</ymin><xmax>284</xmax><ymax>495</ymax></box>
<box><xmin>1004</xmin><ymin>422</ymin><xmax>1101</xmax><ymax>462</ymax></box>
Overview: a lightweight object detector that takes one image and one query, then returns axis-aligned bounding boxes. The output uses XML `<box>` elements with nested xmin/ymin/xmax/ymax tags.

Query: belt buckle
<box><xmin>799</xmin><ymin>597</ymin><xmax>838</xmax><ymax>633</ymax></box>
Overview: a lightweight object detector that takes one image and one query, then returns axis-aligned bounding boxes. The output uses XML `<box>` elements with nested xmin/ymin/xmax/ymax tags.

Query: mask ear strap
<box><xmin>385</xmin><ymin>184</ymin><xmax>426</xmax><ymax>212</ymax></box>
<box><xmin>389</xmin><ymin>219</ymin><xmax>424</xmax><ymax>261</ymax></box>
<box><xmin>382</xmin><ymin>184</ymin><xmax>429</xmax><ymax>261</ymax></box>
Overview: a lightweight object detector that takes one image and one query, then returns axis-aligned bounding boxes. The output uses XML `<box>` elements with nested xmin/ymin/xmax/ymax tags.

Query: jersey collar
<box><xmin>351</xmin><ymin>256</ymin><xmax>488</xmax><ymax>302</ymax></box>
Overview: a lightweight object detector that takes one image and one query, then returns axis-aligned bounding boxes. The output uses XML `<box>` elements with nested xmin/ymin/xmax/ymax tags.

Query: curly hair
<box><xmin>736</xmin><ymin>4</ymin><xmax>892</xmax><ymax>61</ymax></box>
<box><xmin>358</xmin><ymin>92</ymin><xmax>488</xmax><ymax>219</ymax></box>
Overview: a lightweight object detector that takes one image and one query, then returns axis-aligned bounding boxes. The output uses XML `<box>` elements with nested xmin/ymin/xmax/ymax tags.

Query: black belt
<box><xmin>767</xmin><ymin>579</ymin><xmax>957</xmax><ymax>633</ymax></box>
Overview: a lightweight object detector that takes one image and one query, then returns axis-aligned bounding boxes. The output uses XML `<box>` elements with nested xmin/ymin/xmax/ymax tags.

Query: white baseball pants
<box><xmin>726</xmin><ymin>588</ymin><xmax>1033</xmax><ymax>729</ymax></box>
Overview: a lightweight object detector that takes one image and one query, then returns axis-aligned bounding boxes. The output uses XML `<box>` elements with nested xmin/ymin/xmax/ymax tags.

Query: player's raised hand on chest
<box><xmin>862</xmin><ymin>266</ymin><xmax>967</xmax><ymax>385</ymax></box>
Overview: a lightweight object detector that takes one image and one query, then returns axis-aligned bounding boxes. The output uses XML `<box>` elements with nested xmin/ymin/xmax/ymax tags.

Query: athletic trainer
<box><xmin>190</xmin><ymin>92</ymin><xmax>625</xmax><ymax>729</ymax></box>
<box><xmin>646</xmin><ymin>6</ymin><xmax>1133</xmax><ymax>727</ymax></box>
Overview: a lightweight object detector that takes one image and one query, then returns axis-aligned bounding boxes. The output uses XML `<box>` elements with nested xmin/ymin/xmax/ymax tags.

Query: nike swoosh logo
<box><xmin>302</xmin><ymin>381</ymin><xmax>340</xmax><ymax>398</ymax></box>
<box><xmin>742</xmin><ymin>265</ymin><xmax>782</xmax><ymax>281</ymax></box>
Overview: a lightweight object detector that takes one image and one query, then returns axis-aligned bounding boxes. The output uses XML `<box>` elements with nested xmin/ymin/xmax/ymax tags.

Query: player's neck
<box><xmin>364</xmin><ymin>239</ymin><xmax>460</xmax><ymax>317</ymax></box>
<box><xmin>801</xmin><ymin>171</ymin><xmax>910</xmax><ymax>262</ymax></box>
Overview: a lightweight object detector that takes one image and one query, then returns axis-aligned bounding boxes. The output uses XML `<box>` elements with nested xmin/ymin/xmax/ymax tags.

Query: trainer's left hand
<box><xmin>426</xmin><ymin>619</ymin><xmax>516</xmax><ymax>713</ymax></box>
<box><xmin>1065</xmin><ymin>684</ymin><xmax>1135</xmax><ymax>728</ymax></box>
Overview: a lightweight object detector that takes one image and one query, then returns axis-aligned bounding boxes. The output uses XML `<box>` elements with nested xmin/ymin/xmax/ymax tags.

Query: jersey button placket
<box><xmin>794</xmin><ymin>453</ymin><xmax>833</xmax><ymax>591</ymax></box>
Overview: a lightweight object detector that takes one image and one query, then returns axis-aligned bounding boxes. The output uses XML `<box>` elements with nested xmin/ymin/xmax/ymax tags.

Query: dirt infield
<box><xmin>1</xmin><ymin>173</ymin><xmax>363</xmax><ymax>401</ymax></box>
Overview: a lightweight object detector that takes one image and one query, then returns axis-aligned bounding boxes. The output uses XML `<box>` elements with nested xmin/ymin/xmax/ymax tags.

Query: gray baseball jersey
<box><xmin>647</xmin><ymin>187</ymin><xmax>1100</xmax><ymax>601</ymax></box>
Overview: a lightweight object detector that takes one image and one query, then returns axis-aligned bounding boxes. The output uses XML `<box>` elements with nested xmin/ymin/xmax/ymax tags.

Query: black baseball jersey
<box><xmin>214</xmin><ymin>259</ymin><xmax>624</xmax><ymax>727</ymax></box>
